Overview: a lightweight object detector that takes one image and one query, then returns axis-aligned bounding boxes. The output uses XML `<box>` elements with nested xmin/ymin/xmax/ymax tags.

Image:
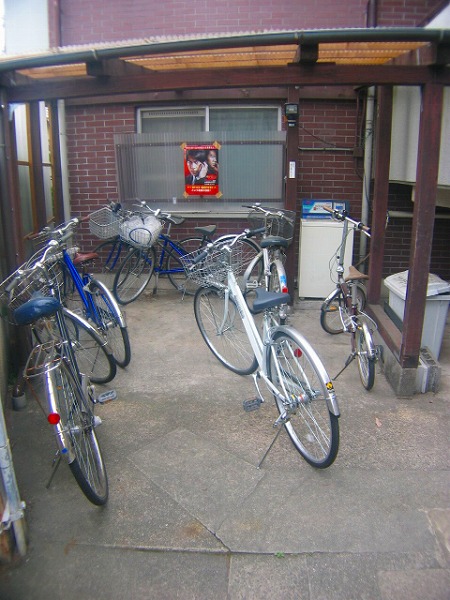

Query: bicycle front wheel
<box><xmin>88</xmin><ymin>279</ymin><xmax>131</xmax><ymax>367</ymax></box>
<box><xmin>113</xmin><ymin>246</ymin><xmax>156</xmax><ymax>304</ymax></box>
<box><xmin>267</xmin><ymin>328</ymin><xmax>339</xmax><ymax>468</ymax></box>
<box><xmin>320</xmin><ymin>285</ymin><xmax>366</xmax><ymax>335</ymax></box>
<box><xmin>356</xmin><ymin>324</ymin><xmax>376</xmax><ymax>391</ymax></box>
<box><xmin>194</xmin><ymin>286</ymin><xmax>258</xmax><ymax>375</ymax></box>
<box><xmin>51</xmin><ymin>360</ymin><xmax>108</xmax><ymax>505</ymax></box>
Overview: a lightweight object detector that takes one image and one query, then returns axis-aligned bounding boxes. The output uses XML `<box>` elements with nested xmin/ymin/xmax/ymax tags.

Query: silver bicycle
<box><xmin>182</xmin><ymin>232</ymin><xmax>340</xmax><ymax>469</ymax></box>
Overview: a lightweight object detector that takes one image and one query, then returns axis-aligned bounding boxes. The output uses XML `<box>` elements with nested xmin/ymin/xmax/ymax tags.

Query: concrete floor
<box><xmin>0</xmin><ymin>281</ymin><xmax>449</xmax><ymax>599</ymax></box>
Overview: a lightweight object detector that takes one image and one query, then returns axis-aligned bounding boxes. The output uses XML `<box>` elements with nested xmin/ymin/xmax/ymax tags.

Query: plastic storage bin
<box><xmin>384</xmin><ymin>271</ymin><xmax>450</xmax><ymax>359</ymax></box>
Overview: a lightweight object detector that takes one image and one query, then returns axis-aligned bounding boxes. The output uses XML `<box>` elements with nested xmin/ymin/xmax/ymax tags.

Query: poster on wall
<box><xmin>183</xmin><ymin>142</ymin><xmax>221</xmax><ymax>198</ymax></box>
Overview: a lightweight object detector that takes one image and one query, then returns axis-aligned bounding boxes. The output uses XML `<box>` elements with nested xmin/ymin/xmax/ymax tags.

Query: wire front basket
<box><xmin>248</xmin><ymin>207</ymin><xmax>296</xmax><ymax>244</ymax></box>
<box><xmin>180</xmin><ymin>240</ymin><xmax>244</xmax><ymax>287</ymax></box>
<box><xmin>89</xmin><ymin>206</ymin><xmax>122</xmax><ymax>239</ymax></box>
<box><xmin>0</xmin><ymin>262</ymin><xmax>53</xmax><ymax>325</ymax></box>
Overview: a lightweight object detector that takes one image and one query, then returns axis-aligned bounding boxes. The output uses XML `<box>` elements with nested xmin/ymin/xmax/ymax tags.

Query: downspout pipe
<box><xmin>360</xmin><ymin>86</ymin><xmax>375</xmax><ymax>270</ymax></box>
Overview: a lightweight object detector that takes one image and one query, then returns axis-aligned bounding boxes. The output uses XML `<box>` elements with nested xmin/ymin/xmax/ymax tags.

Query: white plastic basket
<box><xmin>119</xmin><ymin>214</ymin><xmax>163</xmax><ymax>248</ymax></box>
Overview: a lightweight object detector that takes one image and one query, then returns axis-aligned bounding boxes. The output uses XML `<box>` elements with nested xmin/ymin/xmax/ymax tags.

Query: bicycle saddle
<box><xmin>195</xmin><ymin>225</ymin><xmax>217</xmax><ymax>237</ymax></box>
<box><xmin>345</xmin><ymin>265</ymin><xmax>369</xmax><ymax>282</ymax></box>
<box><xmin>252</xmin><ymin>288</ymin><xmax>291</xmax><ymax>313</ymax></box>
<box><xmin>260</xmin><ymin>236</ymin><xmax>289</xmax><ymax>249</ymax></box>
<box><xmin>73</xmin><ymin>252</ymin><xmax>98</xmax><ymax>266</ymax></box>
<box><xmin>14</xmin><ymin>294</ymin><xmax>59</xmax><ymax>326</ymax></box>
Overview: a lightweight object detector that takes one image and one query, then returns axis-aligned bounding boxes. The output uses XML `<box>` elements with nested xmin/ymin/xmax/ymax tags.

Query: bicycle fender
<box><xmin>87</xmin><ymin>278</ymin><xmax>127</xmax><ymax>327</ymax></box>
<box><xmin>321</xmin><ymin>286</ymin><xmax>341</xmax><ymax>310</ymax></box>
<box><xmin>361</xmin><ymin>320</ymin><xmax>376</xmax><ymax>359</ymax></box>
<box><xmin>270</xmin><ymin>325</ymin><xmax>340</xmax><ymax>417</ymax></box>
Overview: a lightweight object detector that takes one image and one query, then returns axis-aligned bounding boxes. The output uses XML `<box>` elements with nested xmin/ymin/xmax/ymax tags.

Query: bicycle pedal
<box><xmin>97</xmin><ymin>389</ymin><xmax>117</xmax><ymax>404</ymax></box>
<box><xmin>243</xmin><ymin>397</ymin><xmax>263</xmax><ymax>412</ymax></box>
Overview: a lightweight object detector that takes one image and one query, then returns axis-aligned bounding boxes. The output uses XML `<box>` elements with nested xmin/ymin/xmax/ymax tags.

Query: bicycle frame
<box><xmin>63</xmin><ymin>249</ymin><xmax>126</xmax><ymax>328</ymax></box>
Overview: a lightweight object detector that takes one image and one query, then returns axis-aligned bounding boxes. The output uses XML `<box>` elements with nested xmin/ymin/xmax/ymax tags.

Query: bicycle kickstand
<box><xmin>152</xmin><ymin>271</ymin><xmax>159</xmax><ymax>295</ymax></box>
<box><xmin>46</xmin><ymin>450</ymin><xmax>63</xmax><ymax>489</ymax></box>
<box><xmin>333</xmin><ymin>352</ymin><xmax>356</xmax><ymax>380</ymax></box>
<box><xmin>256</xmin><ymin>425</ymin><xmax>284</xmax><ymax>470</ymax></box>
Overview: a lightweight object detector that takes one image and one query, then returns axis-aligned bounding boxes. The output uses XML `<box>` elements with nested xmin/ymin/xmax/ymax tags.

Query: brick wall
<box><xmin>59</xmin><ymin>0</ymin><xmax>368</xmax><ymax>46</ymax></box>
<box><xmin>377</xmin><ymin>0</ymin><xmax>446</xmax><ymax>27</ymax></box>
<box><xmin>384</xmin><ymin>184</ymin><xmax>450</xmax><ymax>281</ymax></box>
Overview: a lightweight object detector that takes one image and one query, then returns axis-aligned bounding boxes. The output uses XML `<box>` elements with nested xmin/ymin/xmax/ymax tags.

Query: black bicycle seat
<box><xmin>260</xmin><ymin>236</ymin><xmax>289</xmax><ymax>249</ymax></box>
<box><xmin>195</xmin><ymin>225</ymin><xmax>217</xmax><ymax>237</ymax></box>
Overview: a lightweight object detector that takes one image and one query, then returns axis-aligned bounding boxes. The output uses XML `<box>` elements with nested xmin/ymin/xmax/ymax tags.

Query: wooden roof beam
<box><xmin>293</xmin><ymin>43</ymin><xmax>319</xmax><ymax>65</ymax></box>
<box><xmin>85</xmin><ymin>58</ymin><xmax>152</xmax><ymax>78</ymax></box>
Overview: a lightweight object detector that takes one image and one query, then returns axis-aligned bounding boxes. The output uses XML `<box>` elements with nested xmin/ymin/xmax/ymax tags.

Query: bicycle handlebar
<box><xmin>323</xmin><ymin>205</ymin><xmax>371</xmax><ymax>236</ymax></box>
<box><xmin>190</xmin><ymin>226</ymin><xmax>264</xmax><ymax>266</ymax></box>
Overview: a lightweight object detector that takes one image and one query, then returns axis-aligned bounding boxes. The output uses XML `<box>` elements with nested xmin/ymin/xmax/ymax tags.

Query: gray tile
<box><xmin>129</xmin><ymin>428</ymin><xmax>265</xmax><ymax>531</ymax></box>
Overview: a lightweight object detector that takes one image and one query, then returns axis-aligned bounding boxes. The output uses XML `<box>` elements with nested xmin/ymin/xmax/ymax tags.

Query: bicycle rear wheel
<box><xmin>267</xmin><ymin>328</ymin><xmax>339</xmax><ymax>468</ymax></box>
<box><xmin>356</xmin><ymin>324</ymin><xmax>376</xmax><ymax>391</ymax></box>
<box><xmin>87</xmin><ymin>279</ymin><xmax>131</xmax><ymax>368</ymax></box>
<box><xmin>51</xmin><ymin>360</ymin><xmax>108</xmax><ymax>505</ymax></box>
<box><xmin>194</xmin><ymin>286</ymin><xmax>258</xmax><ymax>375</ymax></box>
<box><xmin>113</xmin><ymin>246</ymin><xmax>156</xmax><ymax>304</ymax></box>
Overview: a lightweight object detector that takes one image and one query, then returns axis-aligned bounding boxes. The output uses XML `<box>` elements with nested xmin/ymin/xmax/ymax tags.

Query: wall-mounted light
<box><xmin>284</xmin><ymin>103</ymin><xmax>299</xmax><ymax>128</ymax></box>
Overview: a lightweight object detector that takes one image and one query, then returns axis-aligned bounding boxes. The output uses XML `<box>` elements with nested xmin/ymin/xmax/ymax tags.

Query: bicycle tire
<box><xmin>267</xmin><ymin>327</ymin><xmax>339</xmax><ymax>468</ymax></box>
<box><xmin>113</xmin><ymin>246</ymin><xmax>156</xmax><ymax>304</ymax></box>
<box><xmin>93</xmin><ymin>238</ymin><xmax>126</xmax><ymax>290</ymax></box>
<box><xmin>194</xmin><ymin>286</ymin><xmax>258</xmax><ymax>375</ymax></box>
<box><xmin>51</xmin><ymin>360</ymin><xmax>108</xmax><ymax>505</ymax></box>
<box><xmin>320</xmin><ymin>284</ymin><xmax>366</xmax><ymax>335</ymax></box>
<box><xmin>356</xmin><ymin>323</ymin><xmax>376</xmax><ymax>391</ymax></box>
<box><xmin>87</xmin><ymin>278</ymin><xmax>131</xmax><ymax>368</ymax></box>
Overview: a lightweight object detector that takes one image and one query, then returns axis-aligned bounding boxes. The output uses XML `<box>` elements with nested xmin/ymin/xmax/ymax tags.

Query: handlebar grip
<box><xmin>246</xmin><ymin>226</ymin><xmax>266</xmax><ymax>237</ymax></box>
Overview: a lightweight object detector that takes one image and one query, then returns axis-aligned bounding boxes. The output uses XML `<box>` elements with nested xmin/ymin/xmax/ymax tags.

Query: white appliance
<box><xmin>298</xmin><ymin>201</ymin><xmax>354</xmax><ymax>298</ymax></box>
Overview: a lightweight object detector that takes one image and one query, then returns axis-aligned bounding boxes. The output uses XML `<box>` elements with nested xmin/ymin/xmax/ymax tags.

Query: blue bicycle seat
<box><xmin>252</xmin><ymin>288</ymin><xmax>290</xmax><ymax>313</ymax></box>
<box><xmin>14</xmin><ymin>294</ymin><xmax>60</xmax><ymax>326</ymax></box>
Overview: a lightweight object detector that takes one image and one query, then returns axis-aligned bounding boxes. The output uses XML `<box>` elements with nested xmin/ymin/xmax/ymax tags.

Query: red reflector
<box><xmin>294</xmin><ymin>348</ymin><xmax>302</xmax><ymax>358</ymax></box>
<box><xmin>281</xmin><ymin>286</ymin><xmax>289</xmax><ymax>294</ymax></box>
<box><xmin>47</xmin><ymin>413</ymin><xmax>61</xmax><ymax>425</ymax></box>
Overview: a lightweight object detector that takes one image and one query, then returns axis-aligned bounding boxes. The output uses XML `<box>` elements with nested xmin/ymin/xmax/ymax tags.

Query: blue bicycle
<box><xmin>110</xmin><ymin>203</ymin><xmax>261</xmax><ymax>305</ymax></box>
<box><xmin>36</xmin><ymin>219</ymin><xmax>131</xmax><ymax>368</ymax></box>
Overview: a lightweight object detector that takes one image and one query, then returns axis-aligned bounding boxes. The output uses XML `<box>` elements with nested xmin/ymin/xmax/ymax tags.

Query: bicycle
<box><xmin>242</xmin><ymin>204</ymin><xmax>296</xmax><ymax>324</ymax></box>
<box><xmin>182</xmin><ymin>231</ymin><xmax>340</xmax><ymax>469</ymax></box>
<box><xmin>110</xmin><ymin>201</ymin><xmax>261</xmax><ymax>304</ymax></box>
<box><xmin>320</xmin><ymin>206</ymin><xmax>379</xmax><ymax>390</ymax></box>
<box><xmin>33</xmin><ymin>219</ymin><xmax>131</xmax><ymax>368</ymax></box>
<box><xmin>25</xmin><ymin>238</ymin><xmax>117</xmax><ymax>385</ymax></box>
<box><xmin>0</xmin><ymin>242</ymin><xmax>109</xmax><ymax>505</ymax></box>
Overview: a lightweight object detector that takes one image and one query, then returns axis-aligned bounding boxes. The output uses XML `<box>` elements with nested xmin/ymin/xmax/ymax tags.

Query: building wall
<box><xmin>61</xmin><ymin>0</ymin><xmax>449</xmax><ymax>282</ymax></box>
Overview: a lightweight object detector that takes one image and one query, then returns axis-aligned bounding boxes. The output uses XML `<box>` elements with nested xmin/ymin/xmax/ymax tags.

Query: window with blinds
<box><xmin>114</xmin><ymin>105</ymin><xmax>285</xmax><ymax>212</ymax></box>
